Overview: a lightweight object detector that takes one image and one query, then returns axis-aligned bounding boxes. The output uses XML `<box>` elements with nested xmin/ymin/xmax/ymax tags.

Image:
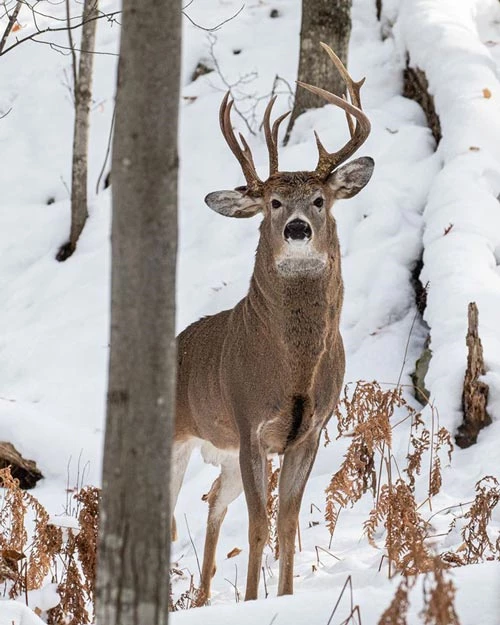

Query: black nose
<box><xmin>284</xmin><ymin>219</ymin><xmax>312</xmax><ymax>240</ymax></box>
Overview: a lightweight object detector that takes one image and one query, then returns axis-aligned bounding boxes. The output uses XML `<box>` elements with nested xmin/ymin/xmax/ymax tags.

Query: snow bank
<box><xmin>395</xmin><ymin>0</ymin><xmax>500</xmax><ymax>442</ymax></box>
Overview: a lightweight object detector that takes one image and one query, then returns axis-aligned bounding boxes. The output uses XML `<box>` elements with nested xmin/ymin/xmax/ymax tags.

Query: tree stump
<box><xmin>456</xmin><ymin>302</ymin><xmax>491</xmax><ymax>448</ymax></box>
<box><xmin>0</xmin><ymin>442</ymin><xmax>43</xmax><ymax>489</ymax></box>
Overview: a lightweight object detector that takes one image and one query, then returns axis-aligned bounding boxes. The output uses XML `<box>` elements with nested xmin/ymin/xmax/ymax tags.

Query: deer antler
<box><xmin>219</xmin><ymin>92</ymin><xmax>263</xmax><ymax>195</ymax></box>
<box><xmin>297</xmin><ymin>42</ymin><xmax>371</xmax><ymax>179</ymax></box>
<box><xmin>262</xmin><ymin>96</ymin><xmax>290</xmax><ymax>176</ymax></box>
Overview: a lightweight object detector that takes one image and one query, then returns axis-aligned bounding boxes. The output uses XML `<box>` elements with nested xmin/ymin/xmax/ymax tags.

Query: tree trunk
<box><xmin>285</xmin><ymin>0</ymin><xmax>352</xmax><ymax>143</ymax></box>
<box><xmin>94</xmin><ymin>0</ymin><xmax>181</xmax><ymax>623</ymax></box>
<box><xmin>57</xmin><ymin>0</ymin><xmax>98</xmax><ymax>261</ymax></box>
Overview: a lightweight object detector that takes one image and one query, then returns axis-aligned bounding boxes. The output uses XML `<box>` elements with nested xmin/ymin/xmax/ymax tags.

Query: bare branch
<box><xmin>96</xmin><ymin>103</ymin><xmax>115</xmax><ymax>194</ymax></box>
<box><xmin>0</xmin><ymin>0</ymin><xmax>22</xmax><ymax>54</ymax></box>
<box><xmin>65</xmin><ymin>0</ymin><xmax>77</xmax><ymax>88</ymax></box>
<box><xmin>182</xmin><ymin>3</ymin><xmax>244</xmax><ymax>32</ymax></box>
<box><xmin>0</xmin><ymin>8</ymin><xmax>120</xmax><ymax>56</ymax></box>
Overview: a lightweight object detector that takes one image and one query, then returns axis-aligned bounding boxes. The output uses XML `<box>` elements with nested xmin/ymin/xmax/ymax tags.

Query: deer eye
<box><xmin>271</xmin><ymin>199</ymin><xmax>282</xmax><ymax>209</ymax></box>
<box><xmin>313</xmin><ymin>197</ymin><xmax>324</xmax><ymax>208</ymax></box>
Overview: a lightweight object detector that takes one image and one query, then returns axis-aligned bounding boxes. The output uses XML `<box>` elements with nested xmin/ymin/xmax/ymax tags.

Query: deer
<box><xmin>173</xmin><ymin>43</ymin><xmax>374</xmax><ymax>602</ymax></box>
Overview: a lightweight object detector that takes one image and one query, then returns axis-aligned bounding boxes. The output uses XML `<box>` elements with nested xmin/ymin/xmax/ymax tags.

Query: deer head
<box><xmin>205</xmin><ymin>43</ymin><xmax>374</xmax><ymax>278</ymax></box>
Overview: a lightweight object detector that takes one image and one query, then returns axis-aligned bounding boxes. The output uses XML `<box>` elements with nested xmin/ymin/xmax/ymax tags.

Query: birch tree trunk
<box><xmin>285</xmin><ymin>0</ymin><xmax>352</xmax><ymax>142</ymax></box>
<box><xmin>95</xmin><ymin>0</ymin><xmax>181</xmax><ymax>623</ymax></box>
<box><xmin>57</xmin><ymin>0</ymin><xmax>98</xmax><ymax>261</ymax></box>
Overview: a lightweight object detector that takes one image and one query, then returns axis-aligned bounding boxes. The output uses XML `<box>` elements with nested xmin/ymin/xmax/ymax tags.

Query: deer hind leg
<box><xmin>239</xmin><ymin>436</ymin><xmax>268</xmax><ymax>601</ymax></box>
<box><xmin>199</xmin><ymin>454</ymin><xmax>243</xmax><ymax>601</ymax></box>
<box><xmin>170</xmin><ymin>439</ymin><xmax>195</xmax><ymax>541</ymax></box>
<box><xmin>277</xmin><ymin>431</ymin><xmax>321</xmax><ymax>596</ymax></box>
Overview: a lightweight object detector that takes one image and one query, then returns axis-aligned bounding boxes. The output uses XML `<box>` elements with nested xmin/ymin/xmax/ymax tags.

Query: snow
<box><xmin>0</xmin><ymin>0</ymin><xmax>499</xmax><ymax>622</ymax></box>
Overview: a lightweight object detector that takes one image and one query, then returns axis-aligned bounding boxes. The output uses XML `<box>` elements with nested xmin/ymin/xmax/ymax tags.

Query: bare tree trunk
<box><xmin>285</xmin><ymin>0</ymin><xmax>352</xmax><ymax>143</ymax></box>
<box><xmin>57</xmin><ymin>0</ymin><xmax>98</xmax><ymax>261</ymax></box>
<box><xmin>94</xmin><ymin>0</ymin><xmax>181</xmax><ymax>623</ymax></box>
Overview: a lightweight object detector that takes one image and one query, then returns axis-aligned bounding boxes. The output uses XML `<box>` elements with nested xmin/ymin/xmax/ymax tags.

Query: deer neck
<box><xmin>244</xmin><ymin>235</ymin><xmax>343</xmax><ymax>390</ymax></box>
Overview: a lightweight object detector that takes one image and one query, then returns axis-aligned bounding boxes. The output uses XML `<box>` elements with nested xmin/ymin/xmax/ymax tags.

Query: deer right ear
<box><xmin>205</xmin><ymin>190</ymin><xmax>264</xmax><ymax>218</ymax></box>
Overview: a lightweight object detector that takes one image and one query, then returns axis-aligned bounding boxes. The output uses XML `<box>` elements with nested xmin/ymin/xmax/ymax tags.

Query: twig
<box><xmin>182</xmin><ymin>3</ymin><xmax>244</xmax><ymax>32</ymax></box>
<box><xmin>326</xmin><ymin>575</ymin><xmax>354</xmax><ymax>625</ymax></box>
<box><xmin>297</xmin><ymin>519</ymin><xmax>302</xmax><ymax>552</ymax></box>
<box><xmin>262</xmin><ymin>565</ymin><xmax>268</xmax><ymax>598</ymax></box>
<box><xmin>224</xmin><ymin>563</ymin><xmax>240</xmax><ymax>603</ymax></box>
<box><xmin>315</xmin><ymin>545</ymin><xmax>341</xmax><ymax>567</ymax></box>
<box><xmin>0</xmin><ymin>9</ymin><xmax>120</xmax><ymax>56</ymax></box>
<box><xmin>184</xmin><ymin>514</ymin><xmax>202</xmax><ymax>578</ymax></box>
<box><xmin>396</xmin><ymin>307</ymin><xmax>419</xmax><ymax>388</ymax></box>
<box><xmin>65</xmin><ymin>0</ymin><xmax>77</xmax><ymax>88</ymax></box>
<box><xmin>96</xmin><ymin>102</ymin><xmax>115</xmax><ymax>194</ymax></box>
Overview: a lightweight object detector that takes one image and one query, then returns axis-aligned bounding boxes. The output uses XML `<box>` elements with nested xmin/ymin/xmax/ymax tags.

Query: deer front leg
<box><xmin>277</xmin><ymin>431</ymin><xmax>321</xmax><ymax>596</ymax></box>
<box><xmin>239</xmin><ymin>434</ymin><xmax>268</xmax><ymax>601</ymax></box>
<box><xmin>199</xmin><ymin>456</ymin><xmax>243</xmax><ymax>603</ymax></box>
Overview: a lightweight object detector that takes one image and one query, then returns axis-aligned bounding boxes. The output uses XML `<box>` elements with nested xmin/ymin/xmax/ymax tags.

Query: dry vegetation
<box><xmin>324</xmin><ymin>381</ymin><xmax>498</xmax><ymax>624</ymax></box>
<box><xmin>0</xmin><ymin>382</ymin><xmax>498</xmax><ymax>623</ymax></box>
<box><xmin>0</xmin><ymin>467</ymin><xmax>99</xmax><ymax>624</ymax></box>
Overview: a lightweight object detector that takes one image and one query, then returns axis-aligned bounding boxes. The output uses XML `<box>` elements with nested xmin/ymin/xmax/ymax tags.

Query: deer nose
<box><xmin>284</xmin><ymin>219</ymin><xmax>312</xmax><ymax>241</ymax></box>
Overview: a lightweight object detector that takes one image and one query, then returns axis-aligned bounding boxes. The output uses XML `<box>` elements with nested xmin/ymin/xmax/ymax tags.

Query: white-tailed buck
<box><xmin>173</xmin><ymin>43</ymin><xmax>373</xmax><ymax>601</ymax></box>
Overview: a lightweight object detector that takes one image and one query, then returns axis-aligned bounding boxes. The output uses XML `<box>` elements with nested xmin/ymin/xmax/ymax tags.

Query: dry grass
<box><xmin>0</xmin><ymin>467</ymin><xmax>99</xmax><ymax>624</ymax></box>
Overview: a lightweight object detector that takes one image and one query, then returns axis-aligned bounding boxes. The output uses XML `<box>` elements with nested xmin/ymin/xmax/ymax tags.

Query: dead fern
<box><xmin>365</xmin><ymin>479</ymin><xmax>433</xmax><ymax>576</ymax></box>
<box><xmin>377</xmin><ymin>575</ymin><xmax>413</xmax><ymax>625</ymax></box>
<box><xmin>0</xmin><ymin>467</ymin><xmax>98</xmax><ymax>623</ymax></box>
<box><xmin>378</xmin><ymin>559</ymin><xmax>460</xmax><ymax>625</ymax></box>
<box><xmin>266</xmin><ymin>458</ymin><xmax>280</xmax><ymax>559</ymax></box>
<box><xmin>442</xmin><ymin>476</ymin><xmax>500</xmax><ymax>566</ymax></box>
<box><xmin>420</xmin><ymin>559</ymin><xmax>460</xmax><ymax>625</ymax></box>
<box><xmin>325</xmin><ymin>382</ymin><xmax>408</xmax><ymax>535</ymax></box>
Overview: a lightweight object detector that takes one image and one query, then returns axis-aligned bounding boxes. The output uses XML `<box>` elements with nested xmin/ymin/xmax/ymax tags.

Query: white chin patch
<box><xmin>276</xmin><ymin>241</ymin><xmax>327</xmax><ymax>277</ymax></box>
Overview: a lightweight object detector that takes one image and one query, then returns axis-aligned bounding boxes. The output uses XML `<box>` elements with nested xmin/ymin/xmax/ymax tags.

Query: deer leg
<box><xmin>170</xmin><ymin>439</ymin><xmax>195</xmax><ymax>541</ymax></box>
<box><xmin>277</xmin><ymin>431</ymin><xmax>320</xmax><ymax>596</ymax></box>
<box><xmin>199</xmin><ymin>455</ymin><xmax>243</xmax><ymax>601</ymax></box>
<box><xmin>239</xmin><ymin>436</ymin><xmax>268</xmax><ymax>601</ymax></box>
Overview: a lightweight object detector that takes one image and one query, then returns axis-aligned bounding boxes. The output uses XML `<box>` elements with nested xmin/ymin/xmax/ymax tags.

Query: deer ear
<box><xmin>204</xmin><ymin>189</ymin><xmax>264</xmax><ymax>218</ymax></box>
<box><xmin>326</xmin><ymin>156</ymin><xmax>374</xmax><ymax>199</ymax></box>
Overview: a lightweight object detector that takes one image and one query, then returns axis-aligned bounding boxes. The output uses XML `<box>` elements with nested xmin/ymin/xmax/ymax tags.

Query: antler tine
<box><xmin>219</xmin><ymin>92</ymin><xmax>263</xmax><ymax>193</ymax></box>
<box><xmin>262</xmin><ymin>96</ymin><xmax>290</xmax><ymax>176</ymax></box>
<box><xmin>298</xmin><ymin>43</ymin><xmax>371</xmax><ymax>179</ymax></box>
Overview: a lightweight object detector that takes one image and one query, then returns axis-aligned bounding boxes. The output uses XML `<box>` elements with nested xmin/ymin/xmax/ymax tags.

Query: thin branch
<box><xmin>96</xmin><ymin>102</ymin><xmax>115</xmax><ymax>194</ymax></box>
<box><xmin>65</xmin><ymin>0</ymin><xmax>77</xmax><ymax>88</ymax></box>
<box><xmin>182</xmin><ymin>3</ymin><xmax>244</xmax><ymax>32</ymax></box>
<box><xmin>0</xmin><ymin>0</ymin><xmax>22</xmax><ymax>54</ymax></box>
<box><xmin>184</xmin><ymin>514</ymin><xmax>202</xmax><ymax>579</ymax></box>
<box><xmin>0</xmin><ymin>107</ymin><xmax>12</xmax><ymax>119</ymax></box>
<box><xmin>33</xmin><ymin>36</ymin><xmax>118</xmax><ymax>56</ymax></box>
<box><xmin>0</xmin><ymin>9</ymin><xmax>120</xmax><ymax>56</ymax></box>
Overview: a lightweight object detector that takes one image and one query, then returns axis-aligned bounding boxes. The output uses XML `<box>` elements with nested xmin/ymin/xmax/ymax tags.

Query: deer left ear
<box><xmin>204</xmin><ymin>189</ymin><xmax>264</xmax><ymax>218</ymax></box>
<box><xmin>326</xmin><ymin>156</ymin><xmax>374</xmax><ymax>199</ymax></box>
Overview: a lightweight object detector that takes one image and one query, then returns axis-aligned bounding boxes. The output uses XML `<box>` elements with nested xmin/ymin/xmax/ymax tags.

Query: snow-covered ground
<box><xmin>0</xmin><ymin>0</ymin><xmax>499</xmax><ymax>623</ymax></box>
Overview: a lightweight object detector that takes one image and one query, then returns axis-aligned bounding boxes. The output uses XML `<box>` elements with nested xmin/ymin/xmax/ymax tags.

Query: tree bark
<box><xmin>94</xmin><ymin>0</ymin><xmax>181</xmax><ymax>623</ymax></box>
<box><xmin>285</xmin><ymin>0</ymin><xmax>352</xmax><ymax>143</ymax></box>
<box><xmin>456</xmin><ymin>302</ymin><xmax>491</xmax><ymax>448</ymax></box>
<box><xmin>57</xmin><ymin>0</ymin><xmax>98</xmax><ymax>261</ymax></box>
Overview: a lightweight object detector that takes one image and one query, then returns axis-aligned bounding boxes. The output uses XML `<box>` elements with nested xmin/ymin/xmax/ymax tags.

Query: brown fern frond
<box><xmin>75</xmin><ymin>486</ymin><xmax>100</xmax><ymax>598</ymax></box>
<box><xmin>421</xmin><ymin>559</ymin><xmax>460</xmax><ymax>625</ymax></box>
<box><xmin>377</xmin><ymin>575</ymin><xmax>414</xmax><ymax>625</ymax></box>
